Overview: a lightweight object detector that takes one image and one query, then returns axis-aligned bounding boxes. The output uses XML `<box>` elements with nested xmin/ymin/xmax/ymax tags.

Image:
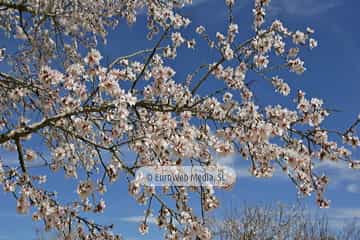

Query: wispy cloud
<box><xmin>217</xmin><ymin>154</ymin><xmax>236</xmax><ymax>167</ymax></box>
<box><xmin>315</xmin><ymin>160</ymin><xmax>360</xmax><ymax>189</ymax></box>
<box><xmin>217</xmin><ymin>155</ymin><xmax>291</xmax><ymax>180</ymax></box>
<box><xmin>120</xmin><ymin>216</ymin><xmax>157</xmax><ymax>225</ymax></box>
<box><xmin>236</xmin><ymin>167</ymin><xmax>251</xmax><ymax>178</ymax></box>
<box><xmin>217</xmin><ymin>155</ymin><xmax>254</xmax><ymax>178</ymax></box>
<box><xmin>269</xmin><ymin>0</ymin><xmax>342</xmax><ymax>16</ymax></box>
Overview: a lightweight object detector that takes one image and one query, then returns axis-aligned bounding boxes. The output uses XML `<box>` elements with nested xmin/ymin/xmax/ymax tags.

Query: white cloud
<box><xmin>220</xmin><ymin>156</ymin><xmax>360</xmax><ymax>186</ymax></box>
<box><xmin>120</xmin><ymin>216</ymin><xmax>158</xmax><ymax>225</ymax></box>
<box><xmin>269</xmin><ymin>0</ymin><xmax>342</xmax><ymax>16</ymax></box>
<box><xmin>217</xmin><ymin>154</ymin><xmax>236</xmax><ymax>166</ymax></box>
<box><xmin>218</xmin><ymin>155</ymin><xmax>290</xmax><ymax>180</ymax></box>
<box><xmin>236</xmin><ymin>167</ymin><xmax>251</xmax><ymax>178</ymax></box>
<box><xmin>235</xmin><ymin>162</ymin><xmax>290</xmax><ymax>180</ymax></box>
<box><xmin>216</xmin><ymin>155</ymin><xmax>253</xmax><ymax>178</ymax></box>
<box><xmin>315</xmin><ymin>160</ymin><xmax>360</xmax><ymax>188</ymax></box>
<box><xmin>316</xmin><ymin>160</ymin><xmax>345</xmax><ymax>169</ymax></box>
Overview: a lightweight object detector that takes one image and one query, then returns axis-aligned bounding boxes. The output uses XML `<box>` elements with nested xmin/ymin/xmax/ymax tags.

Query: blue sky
<box><xmin>1</xmin><ymin>0</ymin><xmax>360</xmax><ymax>239</ymax></box>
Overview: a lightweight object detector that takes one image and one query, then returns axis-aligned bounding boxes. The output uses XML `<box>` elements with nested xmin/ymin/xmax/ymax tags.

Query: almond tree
<box><xmin>0</xmin><ymin>0</ymin><xmax>359</xmax><ymax>239</ymax></box>
<box><xmin>209</xmin><ymin>204</ymin><xmax>360</xmax><ymax>240</ymax></box>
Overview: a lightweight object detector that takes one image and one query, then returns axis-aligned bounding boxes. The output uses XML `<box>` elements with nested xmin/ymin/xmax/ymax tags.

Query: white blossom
<box><xmin>309</xmin><ymin>38</ymin><xmax>318</xmax><ymax>49</ymax></box>
<box><xmin>84</xmin><ymin>49</ymin><xmax>102</xmax><ymax>67</ymax></box>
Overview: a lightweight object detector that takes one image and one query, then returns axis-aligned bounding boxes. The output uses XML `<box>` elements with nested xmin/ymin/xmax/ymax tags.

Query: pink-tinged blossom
<box><xmin>77</xmin><ymin>180</ymin><xmax>94</xmax><ymax>199</ymax></box>
<box><xmin>254</xmin><ymin>54</ymin><xmax>269</xmax><ymax>69</ymax></box>
<box><xmin>171</xmin><ymin>32</ymin><xmax>185</xmax><ymax>47</ymax></box>
<box><xmin>139</xmin><ymin>222</ymin><xmax>149</xmax><ymax>235</ymax></box>
<box><xmin>292</xmin><ymin>30</ymin><xmax>307</xmax><ymax>45</ymax></box>
<box><xmin>288</xmin><ymin>58</ymin><xmax>306</xmax><ymax>74</ymax></box>
<box><xmin>39</xmin><ymin>66</ymin><xmax>64</xmax><ymax>85</ymax></box>
<box><xmin>223</xmin><ymin>44</ymin><xmax>234</xmax><ymax>60</ymax></box>
<box><xmin>16</xmin><ymin>193</ymin><xmax>30</xmax><ymax>214</ymax></box>
<box><xmin>196</xmin><ymin>25</ymin><xmax>206</xmax><ymax>34</ymax></box>
<box><xmin>271</xmin><ymin>76</ymin><xmax>290</xmax><ymax>96</ymax></box>
<box><xmin>309</xmin><ymin>38</ymin><xmax>318</xmax><ymax>49</ymax></box>
<box><xmin>25</xmin><ymin>149</ymin><xmax>37</xmax><ymax>162</ymax></box>
<box><xmin>84</xmin><ymin>49</ymin><xmax>102</xmax><ymax>67</ymax></box>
